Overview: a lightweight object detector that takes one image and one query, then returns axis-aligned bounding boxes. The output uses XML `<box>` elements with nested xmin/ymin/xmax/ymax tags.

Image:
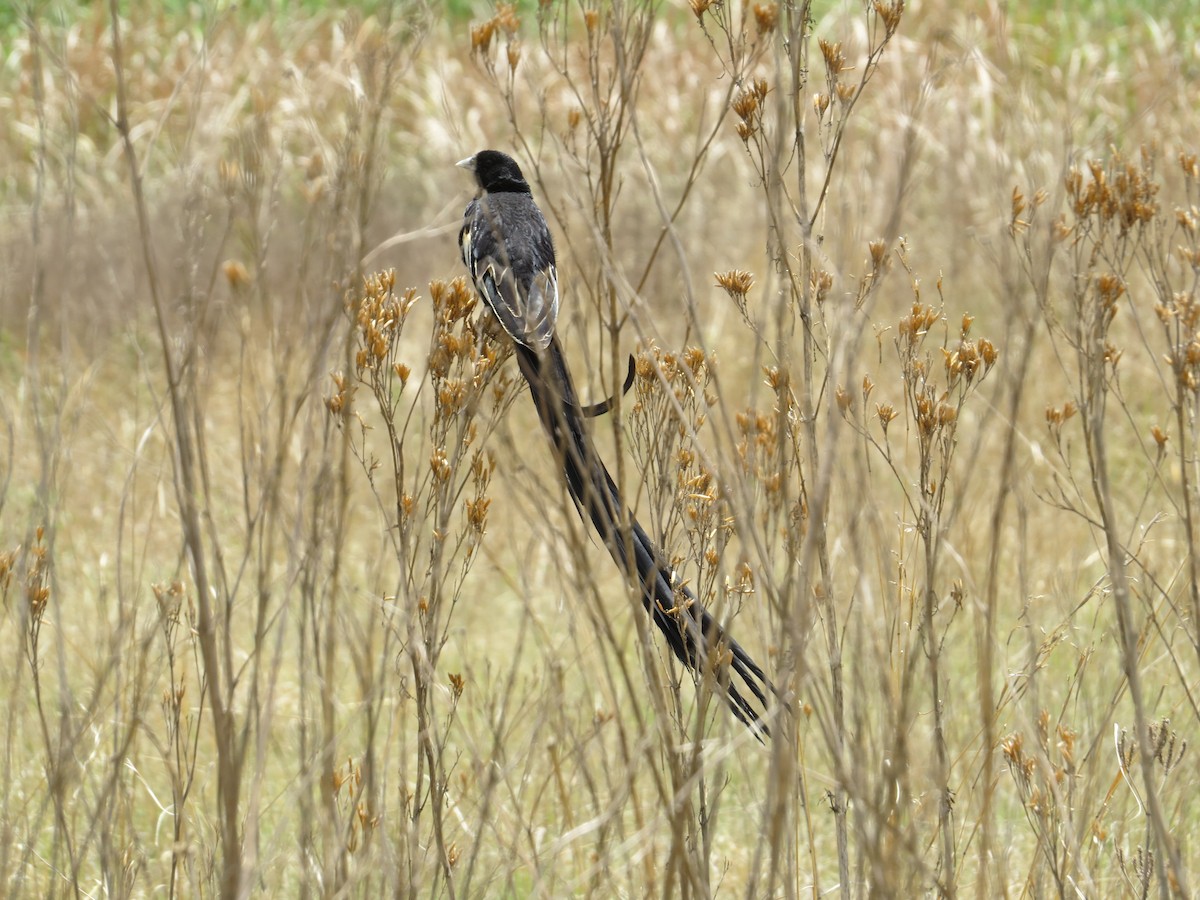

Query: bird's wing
<box><xmin>462</xmin><ymin>198</ymin><xmax>559</xmax><ymax>351</ymax></box>
<box><xmin>472</xmin><ymin>255</ymin><xmax>558</xmax><ymax>351</ymax></box>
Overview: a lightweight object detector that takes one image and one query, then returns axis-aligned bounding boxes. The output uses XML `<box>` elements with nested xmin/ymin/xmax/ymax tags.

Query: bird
<box><xmin>457</xmin><ymin>149</ymin><xmax>771</xmax><ymax>735</ymax></box>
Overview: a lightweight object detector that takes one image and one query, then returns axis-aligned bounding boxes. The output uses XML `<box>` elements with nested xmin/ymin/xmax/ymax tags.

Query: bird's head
<box><xmin>456</xmin><ymin>150</ymin><xmax>531</xmax><ymax>194</ymax></box>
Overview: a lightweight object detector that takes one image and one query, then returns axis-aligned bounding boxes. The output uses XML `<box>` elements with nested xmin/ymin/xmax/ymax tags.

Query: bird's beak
<box><xmin>456</xmin><ymin>155</ymin><xmax>475</xmax><ymax>171</ymax></box>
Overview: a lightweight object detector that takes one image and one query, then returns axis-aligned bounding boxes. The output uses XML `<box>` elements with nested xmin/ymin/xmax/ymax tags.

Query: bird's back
<box><xmin>462</xmin><ymin>191</ymin><xmax>559</xmax><ymax>350</ymax></box>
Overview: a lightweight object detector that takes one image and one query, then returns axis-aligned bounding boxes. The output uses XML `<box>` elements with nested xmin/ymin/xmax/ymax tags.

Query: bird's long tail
<box><xmin>515</xmin><ymin>339</ymin><xmax>772</xmax><ymax>735</ymax></box>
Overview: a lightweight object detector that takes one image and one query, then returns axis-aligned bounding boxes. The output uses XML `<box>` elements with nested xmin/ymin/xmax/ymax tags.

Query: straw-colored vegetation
<box><xmin>3</xmin><ymin>0</ymin><xmax>1199</xmax><ymax>895</ymax></box>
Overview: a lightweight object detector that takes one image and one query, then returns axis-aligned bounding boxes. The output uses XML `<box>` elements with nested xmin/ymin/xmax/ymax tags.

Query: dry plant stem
<box><xmin>1086</xmin><ymin>408</ymin><xmax>1186</xmax><ymax>897</ymax></box>
<box><xmin>780</xmin><ymin>3</ymin><xmax>854</xmax><ymax>896</ymax></box>
<box><xmin>1138</xmin><ymin>224</ymin><xmax>1200</xmax><ymax>668</ymax></box>
<box><xmin>23</xmin><ymin>12</ymin><xmax>51</xmax><ymax>482</ymax></box>
<box><xmin>1008</xmin><ymin>156</ymin><xmax>1194</xmax><ymax>894</ymax></box>
<box><xmin>107</xmin><ymin>3</ymin><xmax>243</xmax><ymax>896</ymax></box>
<box><xmin>27</xmin><ymin>574</ymin><xmax>81</xmax><ymax>893</ymax></box>
<box><xmin>910</xmin><ymin>307</ymin><xmax>957</xmax><ymax>898</ymax></box>
<box><xmin>325</xmin><ymin>46</ymin><xmax>401</xmax><ymax>891</ymax></box>
<box><xmin>1058</xmin><ymin>154</ymin><xmax>1190</xmax><ymax>895</ymax></box>
<box><xmin>21</xmin><ymin>16</ymin><xmax>82</xmax><ymax>890</ymax></box>
<box><xmin>921</xmin><ymin>527</ymin><xmax>955</xmax><ymax>896</ymax></box>
<box><xmin>820</xmin><ymin>7</ymin><xmax>905</xmax><ymax>891</ymax></box>
<box><xmin>348</xmin><ymin>274</ymin><xmax>516</xmax><ymax>894</ymax></box>
<box><xmin>618</xmin><ymin>50</ymin><xmax>768</xmax><ymax>859</ymax></box>
<box><xmin>1171</xmin><ymin>366</ymin><xmax>1200</xmax><ymax>664</ymax></box>
<box><xmin>975</xmin><ymin>254</ymin><xmax>1044</xmax><ymax>899</ymax></box>
<box><xmin>161</xmin><ymin>595</ymin><xmax>200</xmax><ymax>900</ymax></box>
<box><xmin>412</xmin><ymin>403</ymin><xmax>459</xmax><ymax>897</ymax></box>
<box><xmin>317</xmin><ymin>106</ymin><xmax>369</xmax><ymax>896</ymax></box>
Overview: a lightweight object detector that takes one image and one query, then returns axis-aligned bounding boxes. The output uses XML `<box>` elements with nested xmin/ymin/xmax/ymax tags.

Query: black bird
<box><xmin>457</xmin><ymin>149</ymin><xmax>771</xmax><ymax>735</ymax></box>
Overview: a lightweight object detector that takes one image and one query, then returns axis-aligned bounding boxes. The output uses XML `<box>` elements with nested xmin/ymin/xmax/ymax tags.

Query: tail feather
<box><xmin>515</xmin><ymin>340</ymin><xmax>772</xmax><ymax>736</ymax></box>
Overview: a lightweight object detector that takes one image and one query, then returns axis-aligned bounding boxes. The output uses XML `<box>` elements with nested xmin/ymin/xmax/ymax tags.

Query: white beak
<box><xmin>456</xmin><ymin>155</ymin><xmax>476</xmax><ymax>171</ymax></box>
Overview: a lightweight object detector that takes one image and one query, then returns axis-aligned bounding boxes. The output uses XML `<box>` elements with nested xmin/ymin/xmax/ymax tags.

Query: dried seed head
<box><xmin>1045</xmin><ymin>401</ymin><xmax>1077</xmax><ymax>428</ymax></box>
<box><xmin>437</xmin><ymin>379</ymin><xmax>467</xmax><ymax>415</ymax></box>
<box><xmin>753</xmin><ymin>3</ymin><xmax>778</xmax><ymax>34</ymax></box>
<box><xmin>432</xmin><ymin>276</ymin><xmax>477</xmax><ymax>325</ymax></box>
<box><xmin>1096</xmin><ymin>272</ymin><xmax>1125</xmax><ymax>308</ymax></box>
<box><xmin>223</xmin><ymin>259</ymin><xmax>251</xmax><ymax>289</ymax></box>
<box><xmin>876</xmin><ymin>403</ymin><xmax>898</xmax><ymax>431</ymax></box>
<box><xmin>683</xmin><ymin>346</ymin><xmax>707</xmax><ymax>375</ymax></box>
<box><xmin>28</xmin><ymin>582</ymin><xmax>49</xmax><ymax>618</ymax></box>
<box><xmin>1003</xmin><ymin>730</ymin><xmax>1026</xmax><ymax>765</ymax></box>
<box><xmin>762</xmin><ymin>365</ymin><xmax>789</xmax><ymax>394</ymax></box>
<box><xmin>978</xmin><ymin>338</ymin><xmax>998</xmax><ymax>369</ymax></box>
<box><xmin>915</xmin><ymin>394</ymin><xmax>936</xmax><ymax>436</ymax></box>
<box><xmin>872</xmin><ymin>0</ymin><xmax>904</xmax><ymax>34</ymax></box>
<box><xmin>1176</xmin><ymin>206</ymin><xmax>1197</xmax><ymax>236</ymax></box>
<box><xmin>898</xmin><ymin>301</ymin><xmax>940</xmax><ymax>344</ymax></box>
<box><xmin>1010</xmin><ymin>185</ymin><xmax>1029</xmax><ymax>235</ymax></box>
<box><xmin>495</xmin><ymin>3</ymin><xmax>519</xmax><ymax>32</ymax></box>
<box><xmin>688</xmin><ymin>0</ymin><xmax>713</xmax><ymax>17</ymax></box>
<box><xmin>1068</xmin><ymin>151</ymin><xmax>1160</xmax><ymax>234</ymax></box>
<box><xmin>661</xmin><ymin>352</ymin><xmax>679</xmax><ymax>383</ymax></box>
<box><xmin>464</xmin><ymin>497</ymin><xmax>491</xmax><ymax>533</ymax></box>
<box><xmin>325</xmin><ymin>371</ymin><xmax>354</xmax><ymax>416</ymax></box>
<box><xmin>635</xmin><ymin>353</ymin><xmax>656</xmax><ymax>382</ymax></box>
<box><xmin>470</xmin><ymin>20</ymin><xmax>496</xmax><ymax>55</ymax></box>
<box><xmin>715</xmin><ymin>269</ymin><xmax>755</xmax><ymax>301</ymax></box>
<box><xmin>430</xmin><ymin>449</ymin><xmax>452</xmax><ymax>483</ymax></box>
<box><xmin>819</xmin><ymin>39</ymin><xmax>846</xmax><ymax>75</ymax></box>
<box><xmin>1104</xmin><ymin>340</ymin><xmax>1123</xmax><ymax>369</ymax></box>
<box><xmin>813</xmin><ymin>268</ymin><xmax>834</xmax><ymax>303</ymax></box>
<box><xmin>1053</xmin><ymin>214</ymin><xmax>1072</xmax><ymax>242</ymax></box>
<box><xmin>0</xmin><ymin>550</ymin><xmax>15</xmax><ymax>592</ymax></box>
<box><xmin>732</xmin><ymin>89</ymin><xmax>760</xmax><ymax>123</ymax></box>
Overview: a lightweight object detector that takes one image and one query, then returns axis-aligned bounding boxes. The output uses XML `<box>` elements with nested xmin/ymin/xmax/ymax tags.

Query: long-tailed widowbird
<box><xmin>457</xmin><ymin>149</ymin><xmax>771</xmax><ymax>735</ymax></box>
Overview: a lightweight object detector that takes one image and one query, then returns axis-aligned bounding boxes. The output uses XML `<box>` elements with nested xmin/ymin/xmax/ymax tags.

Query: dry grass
<box><xmin>2</xmin><ymin>0</ymin><xmax>1199</xmax><ymax>896</ymax></box>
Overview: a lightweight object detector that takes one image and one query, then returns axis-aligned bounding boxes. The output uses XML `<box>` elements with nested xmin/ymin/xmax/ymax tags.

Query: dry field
<box><xmin>2</xmin><ymin>0</ymin><xmax>1199</xmax><ymax>896</ymax></box>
